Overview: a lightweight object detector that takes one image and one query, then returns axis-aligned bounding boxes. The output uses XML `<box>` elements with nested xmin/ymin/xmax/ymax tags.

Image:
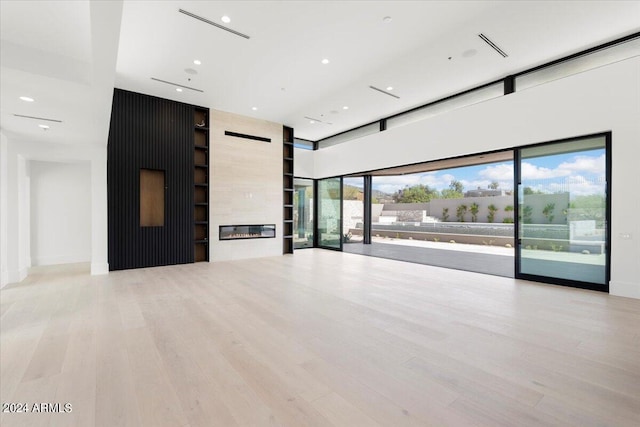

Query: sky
<box><xmin>346</xmin><ymin>149</ymin><xmax>606</xmax><ymax>197</ymax></box>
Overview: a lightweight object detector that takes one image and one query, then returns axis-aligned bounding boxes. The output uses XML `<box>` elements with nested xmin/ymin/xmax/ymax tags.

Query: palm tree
<box><xmin>456</xmin><ymin>204</ymin><xmax>468</xmax><ymax>222</ymax></box>
<box><xmin>487</xmin><ymin>204</ymin><xmax>498</xmax><ymax>223</ymax></box>
<box><xmin>470</xmin><ymin>203</ymin><xmax>479</xmax><ymax>222</ymax></box>
<box><xmin>442</xmin><ymin>207</ymin><xmax>449</xmax><ymax>222</ymax></box>
<box><xmin>543</xmin><ymin>202</ymin><xmax>556</xmax><ymax>223</ymax></box>
<box><xmin>503</xmin><ymin>205</ymin><xmax>514</xmax><ymax>223</ymax></box>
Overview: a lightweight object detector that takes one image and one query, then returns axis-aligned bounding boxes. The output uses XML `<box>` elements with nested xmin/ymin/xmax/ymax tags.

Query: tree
<box><xmin>440</xmin><ymin>188</ymin><xmax>463</xmax><ymax>199</ymax></box>
<box><xmin>503</xmin><ymin>204</ymin><xmax>514</xmax><ymax>223</ymax></box>
<box><xmin>469</xmin><ymin>203</ymin><xmax>480</xmax><ymax>222</ymax></box>
<box><xmin>393</xmin><ymin>184</ymin><xmax>438</xmax><ymax>203</ymax></box>
<box><xmin>489</xmin><ymin>181</ymin><xmax>500</xmax><ymax>190</ymax></box>
<box><xmin>456</xmin><ymin>204</ymin><xmax>468</xmax><ymax>222</ymax></box>
<box><xmin>449</xmin><ymin>180</ymin><xmax>464</xmax><ymax>193</ymax></box>
<box><xmin>441</xmin><ymin>180</ymin><xmax>464</xmax><ymax>199</ymax></box>
<box><xmin>569</xmin><ymin>195</ymin><xmax>605</xmax><ymax>225</ymax></box>
<box><xmin>543</xmin><ymin>202</ymin><xmax>555</xmax><ymax>223</ymax></box>
<box><xmin>343</xmin><ymin>185</ymin><xmax>362</xmax><ymax>200</ymax></box>
<box><xmin>523</xmin><ymin>186</ymin><xmax>543</xmax><ymax>195</ymax></box>
<box><xmin>521</xmin><ymin>205</ymin><xmax>533</xmax><ymax>224</ymax></box>
<box><xmin>442</xmin><ymin>207</ymin><xmax>449</xmax><ymax>222</ymax></box>
<box><xmin>487</xmin><ymin>204</ymin><xmax>498</xmax><ymax>223</ymax></box>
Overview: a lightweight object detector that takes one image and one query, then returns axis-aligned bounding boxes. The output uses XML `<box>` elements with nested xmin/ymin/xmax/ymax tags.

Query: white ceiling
<box><xmin>1</xmin><ymin>1</ymin><xmax>639</xmax><ymax>148</ymax></box>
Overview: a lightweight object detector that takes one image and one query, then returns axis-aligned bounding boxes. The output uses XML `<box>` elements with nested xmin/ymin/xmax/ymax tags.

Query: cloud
<box><xmin>479</xmin><ymin>163</ymin><xmax>514</xmax><ymax>181</ymax></box>
<box><xmin>558</xmin><ymin>153</ymin><xmax>605</xmax><ymax>175</ymax></box>
<box><xmin>521</xmin><ymin>153</ymin><xmax>605</xmax><ymax>180</ymax></box>
<box><xmin>371</xmin><ymin>153</ymin><xmax>604</xmax><ymax>195</ymax></box>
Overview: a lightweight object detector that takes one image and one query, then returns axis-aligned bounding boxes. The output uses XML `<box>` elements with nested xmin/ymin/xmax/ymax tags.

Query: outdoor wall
<box><xmin>312</xmin><ymin>57</ymin><xmax>640</xmax><ymax>299</ymax></box>
<box><xmin>210</xmin><ymin>109</ymin><xmax>283</xmax><ymax>261</ymax></box>
<box><xmin>29</xmin><ymin>161</ymin><xmax>92</xmax><ymax>266</ymax></box>
<box><xmin>343</xmin><ymin>200</ymin><xmax>364</xmax><ymax>233</ymax></box>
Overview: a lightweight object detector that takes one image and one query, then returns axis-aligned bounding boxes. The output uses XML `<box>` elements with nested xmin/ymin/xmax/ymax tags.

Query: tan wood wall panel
<box><xmin>210</xmin><ymin>109</ymin><xmax>283</xmax><ymax>261</ymax></box>
<box><xmin>139</xmin><ymin>169</ymin><xmax>165</xmax><ymax>227</ymax></box>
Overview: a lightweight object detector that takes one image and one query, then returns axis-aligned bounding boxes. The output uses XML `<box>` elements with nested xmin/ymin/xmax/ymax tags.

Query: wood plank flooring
<box><xmin>1</xmin><ymin>249</ymin><xmax>639</xmax><ymax>426</ymax></box>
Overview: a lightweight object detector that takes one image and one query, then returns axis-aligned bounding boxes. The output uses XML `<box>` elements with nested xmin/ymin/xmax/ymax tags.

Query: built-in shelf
<box><xmin>194</xmin><ymin>106</ymin><xmax>210</xmax><ymax>262</ymax></box>
<box><xmin>283</xmin><ymin>126</ymin><xmax>294</xmax><ymax>254</ymax></box>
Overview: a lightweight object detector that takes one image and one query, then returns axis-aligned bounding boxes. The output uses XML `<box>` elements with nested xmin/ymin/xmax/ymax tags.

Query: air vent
<box><xmin>179</xmin><ymin>9</ymin><xmax>250</xmax><ymax>40</ymax></box>
<box><xmin>13</xmin><ymin>114</ymin><xmax>62</xmax><ymax>123</ymax></box>
<box><xmin>479</xmin><ymin>33</ymin><xmax>508</xmax><ymax>58</ymax></box>
<box><xmin>304</xmin><ymin>116</ymin><xmax>333</xmax><ymax>125</ymax></box>
<box><xmin>224</xmin><ymin>131</ymin><xmax>271</xmax><ymax>143</ymax></box>
<box><xmin>150</xmin><ymin>77</ymin><xmax>204</xmax><ymax>92</ymax></box>
<box><xmin>369</xmin><ymin>85</ymin><xmax>400</xmax><ymax>99</ymax></box>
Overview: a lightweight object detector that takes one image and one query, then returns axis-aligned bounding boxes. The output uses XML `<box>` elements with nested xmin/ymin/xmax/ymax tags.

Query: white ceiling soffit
<box><xmin>2</xmin><ymin>1</ymin><xmax>638</xmax><ymax>148</ymax></box>
<box><xmin>115</xmin><ymin>1</ymin><xmax>640</xmax><ymax>141</ymax></box>
<box><xmin>0</xmin><ymin>0</ymin><xmax>123</xmax><ymax>147</ymax></box>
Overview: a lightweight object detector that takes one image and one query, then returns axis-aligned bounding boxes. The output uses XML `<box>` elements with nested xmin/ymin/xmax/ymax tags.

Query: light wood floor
<box><xmin>1</xmin><ymin>249</ymin><xmax>639</xmax><ymax>427</ymax></box>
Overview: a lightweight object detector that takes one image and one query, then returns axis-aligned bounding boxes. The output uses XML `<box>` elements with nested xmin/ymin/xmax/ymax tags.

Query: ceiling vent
<box><xmin>178</xmin><ymin>9</ymin><xmax>250</xmax><ymax>40</ymax></box>
<box><xmin>13</xmin><ymin>114</ymin><xmax>62</xmax><ymax>123</ymax></box>
<box><xmin>150</xmin><ymin>77</ymin><xmax>204</xmax><ymax>92</ymax></box>
<box><xmin>304</xmin><ymin>116</ymin><xmax>332</xmax><ymax>125</ymax></box>
<box><xmin>369</xmin><ymin>85</ymin><xmax>400</xmax><ymax>99</ymax></box>
<box><xmin>479</xmin><ymin>33</ymin><xmax>508</xmax><ymax>58</ymax></box>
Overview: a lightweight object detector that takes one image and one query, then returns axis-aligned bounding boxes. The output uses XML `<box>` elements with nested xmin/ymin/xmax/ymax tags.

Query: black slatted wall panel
<box><xmin>107</xmin><ymin>89</ymin><xmax>194</xmax><ymax>270</ymax></box>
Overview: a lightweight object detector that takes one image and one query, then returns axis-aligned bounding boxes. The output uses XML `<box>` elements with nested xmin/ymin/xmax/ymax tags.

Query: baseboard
<box><xmin>91</xmin><ymin>262</ymin><xmax>109</xmax><ymax>275</ymax></box>
<box><xmin>609</xmin><ymin>280</ymin><xmax>640</xmax><ymax>299</ymax></box>
<box><xmin>33</xmin><ymin>255</ymin><xmax>90</xmax><ymax>266</ymax></box>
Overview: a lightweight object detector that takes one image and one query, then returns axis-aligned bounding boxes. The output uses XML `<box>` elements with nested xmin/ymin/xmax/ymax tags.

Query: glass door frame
<box><xmin>314</xmin><ymin>177</ymin><xmax>344</xmax><ymax>251</ymax></box>
<box><xmin>514</xmin><ymin>132</ymin><xmax>611</xmax><ymax>292</ymax></box>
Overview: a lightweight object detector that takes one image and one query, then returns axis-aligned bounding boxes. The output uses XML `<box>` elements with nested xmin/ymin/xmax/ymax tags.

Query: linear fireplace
<box><xmin>219</xmin><ymin>224</ymin><xmax>276</xmax><ymax>240</ymax></box>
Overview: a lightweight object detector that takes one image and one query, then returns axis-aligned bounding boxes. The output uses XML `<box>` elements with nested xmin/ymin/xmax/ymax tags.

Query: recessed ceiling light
<box><xmin>221</xmin><ymin>15</ymin><xmax>231</xmax><ymax>23</ymax></box>
<box><xmin>176</xmin><ymin>88</ymin><xmax>183</xmax><ymax>92</ymax></box>
<box><xmin>321</xmin><ymin>58</ymin><xmax>330</xmax><ymax>65</ymax></box>
<box><xmin>38</xmin><ymin>124</ymin><xmax>49</xmax><ymax>129</ymax></box>
<box><xmin>19</xmin><ymin>96</ymin><xmax>34</xmax><ymax>102</ymax></box>
<box><xmin>252</xmin><ymin>107</ymin><xmax>257</xmax><ymax>111</ymax></box>
<box><xmin>193</xmin><ymin>59</ymin><xmax>201</xmax><ymax>65</ymax></box>
<box><xmin>343</xmin><ymin>106</ymin><xmax>349</xmax><ymax>110</ymax></box>
<box><xmin>386</xmin><ymin>86</ymin><xmax>393</xmax><ymax>91</ymax></box>
<box><xmin>383</xmin><ymin>16</ymin><xmax>392</xmax><ymax>23</ymax></box>
<box><xmin>310</xmin><ymin>120</ymin><xmax>315</xmax><ymax>124</ymax></box>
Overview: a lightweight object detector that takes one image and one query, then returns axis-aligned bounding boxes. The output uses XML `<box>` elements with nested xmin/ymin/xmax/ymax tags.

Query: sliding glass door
<box><xmin>317</xmin><ymin>177</ymin><xmax>342</xmax><ymax>250</ymax></box>
<box><xmin>516</xmin><ymin>134</ymin><xmax>610</xmax><ymax>291</ymax></box>
<box><xmin>293</xmin><ymin>178</ymin><xmax>314</xmax><ymax>249</ymax></box>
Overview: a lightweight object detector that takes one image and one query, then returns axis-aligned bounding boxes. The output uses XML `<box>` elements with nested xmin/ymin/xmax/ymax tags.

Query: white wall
<box><xmin>30</xmin><ymin>161</ymin><xmax>91</xmax><ymax>266</ymax></box>
<box><xmin>0</xmin><ymin>137</ymin><xmax>108</xmax><ymax>288</ymax></box>
<box><xmin>312</xmin><ymin>57</ymin><xmax>640</xmax><ymax>299</ymax></box>
<box><xmin>294</xmin><ymin>147</ymin><xmax>314</xmax><ymax>178</ymax></box>
<box><xmin>0</xmin><ymin>133</ymin><xmax>8</xmax><ymax>287</ymax></box>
